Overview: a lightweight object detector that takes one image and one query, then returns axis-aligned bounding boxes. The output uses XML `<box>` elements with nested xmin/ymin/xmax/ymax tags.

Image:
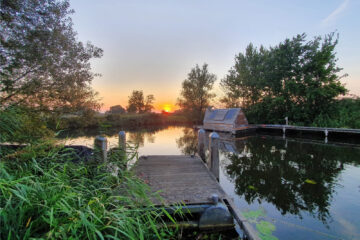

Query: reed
<box><xmin>0</xmin><ymin>141</ymin><xmax>177</xmax><ymax>239</ymax></box>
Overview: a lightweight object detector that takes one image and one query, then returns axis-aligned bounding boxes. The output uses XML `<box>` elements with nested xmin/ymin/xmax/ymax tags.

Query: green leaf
<box><xmin>305</xmin><ymin>179</ymin><xmax>317</xmax><ymax>184</ymax></box>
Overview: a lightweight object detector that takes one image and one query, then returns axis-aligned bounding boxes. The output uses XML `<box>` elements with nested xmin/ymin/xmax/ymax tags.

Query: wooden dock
<box><xmin>256</xmin><ymin>124</ymin><xmax>360</xmax><ymax>135</ymax></box>
<box><xmin>134</xmin><ymin>154</ymin><xmax>260</xmax><ymax>240</ymax></box>
<box><xmin>135</xmin><ymin>155</ymin><xmax>225</xmax><ymax>205</ymax></box>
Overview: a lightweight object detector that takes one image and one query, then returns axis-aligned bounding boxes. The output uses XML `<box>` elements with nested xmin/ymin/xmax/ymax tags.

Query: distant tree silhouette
<box><xmin>127</xmin><ymin>90</ymin><xmax>155</xmax><ymax>113</ymax></box>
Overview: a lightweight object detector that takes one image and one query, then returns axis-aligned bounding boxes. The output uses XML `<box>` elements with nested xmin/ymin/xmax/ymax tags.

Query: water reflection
<box><xmin>176</xmin><ymin>128</ymin><xmax>198</xmax><ymax>155</ymax></box>
<box><xmin>127</xmin><ymin>131</ymin><xmax>156</xmax><ymax>147</ymax></box>
<box><xmin>174</xmin><ymin>128</ymin><xmax>360</xmax><ymax>226</ymax></box>
<box><xmin>223</xmin><ymin>136</ymin><xmax>360</xmax><ymax>224</ymax></box>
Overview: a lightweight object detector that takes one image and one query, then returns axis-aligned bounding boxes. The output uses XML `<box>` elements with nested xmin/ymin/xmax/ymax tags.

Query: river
<box><xmin>59</xmin><ymin>126</ymin><xmax>360</xmax><ymax>240</ymax></box>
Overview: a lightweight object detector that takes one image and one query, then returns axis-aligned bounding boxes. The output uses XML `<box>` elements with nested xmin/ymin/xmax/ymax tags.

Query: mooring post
<box><xmin>198</xmin><ymin>129</ymin><xmax>206</xmax><ymax>161</ymax></box>
<box><xmin>118</xmin><ymin>131</ymin><xmax>127</xmax><ymax>161</ymax></box>
<box><xmin>119</xmin><ymin>131</ymin><xmax>126</xmax><ymax>152</ymax></box>
<box><xmin>94</xmin><ymin>136</ymin><xmax>107</xmax><ymax>162</ymax></box>
<box><xmin>209</xmin><ymin>132</ymin><xmax>220</xmax><ymax>181</ymax></box>
<box><xmin>285</xmin><ymin>116</ymin><xmax>288</xmax><ymax>126</ymax></box>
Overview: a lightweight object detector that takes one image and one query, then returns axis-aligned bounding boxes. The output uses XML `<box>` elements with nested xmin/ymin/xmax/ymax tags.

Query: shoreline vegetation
<box><xmin>0</xmin><ymin>140</ymin><xmax>179</xmax><ymax>239</ymax></box>
<box><xmin>56</xmin><ymin>112</ymin><xmax>192</xmax><ymax>131</ymax></box>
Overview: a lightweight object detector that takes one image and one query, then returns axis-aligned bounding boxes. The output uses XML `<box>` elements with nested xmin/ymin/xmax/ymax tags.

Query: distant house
<box><xmin>107</xmin><ymin>105</ymin><xmax>126</xmax><ymax>114</ymax></box>
<box><xmin>203</xmin><ymin>108</ymin><xmax>249</xmax><ymax>133</ymax></box>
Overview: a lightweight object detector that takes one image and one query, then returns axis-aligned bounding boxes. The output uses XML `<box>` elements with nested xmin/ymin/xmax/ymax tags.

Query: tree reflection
<box><xmin>224</xmin><ymin>136</ymin><xmax>360</xmax><ymax>223</ymax></box>
<box><xmin>127</xmin><ymin>130</ymin><xmax>157</xmax><ymax>147</ymax></box>
<box><xmin>176</xmin><ymin>128</ymin><xmax>198</xmax><ymax>155</ymax></box>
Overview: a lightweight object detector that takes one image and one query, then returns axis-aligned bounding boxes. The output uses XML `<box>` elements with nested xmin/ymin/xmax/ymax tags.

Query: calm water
<box><xmin>59</xmin><ymin>126</ymin><xmax>360</xmax><ymax>240</ymax></box>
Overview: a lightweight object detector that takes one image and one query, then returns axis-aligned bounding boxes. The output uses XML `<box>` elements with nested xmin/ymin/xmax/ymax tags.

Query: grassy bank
<box><xmin>0</xmin><ymin>140</ymin><xmax>178</xmax><ymax>239</ymax></box>
<box><xmin>57</xmin><ymin>112</ymin><xmax>191</xmax><ymax>131</ymax></box>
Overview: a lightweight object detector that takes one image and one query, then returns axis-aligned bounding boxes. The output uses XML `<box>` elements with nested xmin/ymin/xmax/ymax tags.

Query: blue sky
<box><xmin>70</xmin><ymin>0</ymin><xmax>360</xmax><ymax>110</ymax></box>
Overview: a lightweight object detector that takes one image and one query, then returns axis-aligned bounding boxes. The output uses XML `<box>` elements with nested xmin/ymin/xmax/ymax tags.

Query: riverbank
<box><xmin>57</xmin><ymin>112</ymin><xmax>192</xmax><ymax>131</ymax></box>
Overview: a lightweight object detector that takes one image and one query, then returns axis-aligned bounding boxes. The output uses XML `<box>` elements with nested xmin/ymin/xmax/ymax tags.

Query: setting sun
<box><xmin>163</xmin><ymin>104</ymin><xmax>172</xmax><ymax>113</ymax></box>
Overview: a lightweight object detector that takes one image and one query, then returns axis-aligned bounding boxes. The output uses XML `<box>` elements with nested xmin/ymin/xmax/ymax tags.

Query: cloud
<box><xmin>322</xmin><ymin>0</ymin><xmax>349</xmax><ymax>25</ymax></box>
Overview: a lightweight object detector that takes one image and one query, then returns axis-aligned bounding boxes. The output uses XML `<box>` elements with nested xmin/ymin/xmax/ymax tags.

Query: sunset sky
<box><xmin>70</xmin><ymin>0</ymin><xmax>360</xmax><ymax>112</ymax></box>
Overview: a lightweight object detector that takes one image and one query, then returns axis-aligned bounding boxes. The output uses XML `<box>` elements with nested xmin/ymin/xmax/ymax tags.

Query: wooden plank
<box><xmin>134</xmin><ymin>155</ymin><xmax>225</xmax><ymax>205</ymax></box>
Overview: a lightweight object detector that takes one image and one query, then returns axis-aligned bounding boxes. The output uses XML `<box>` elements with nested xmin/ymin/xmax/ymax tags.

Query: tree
<box><xmin>221</xmin><ymin>33</ymin><xmax>347</xmax><ymax>124</ymax></box>
<box><xmin>177</xmin><ymin>63</ymin><xmax>216</xmax><ymax>123</ymax></box>
<box><xmin>144</xmin><ymin>94</ymin><xmax>155</xmax><ymax>112</ymax></box>
<box><xmin>108</xmin><ymin>105</ymin><xmax>126</xmax><ymax>114</ymax></box>
<box><xmin>0</xmin><ymin>0</ymin><xmax>103</xmax><ymax>113</ymax></box>
<box><xmin>127</xmin><ymin>90</ymin><xmax>155</xmax><ymax>113</ymax></box>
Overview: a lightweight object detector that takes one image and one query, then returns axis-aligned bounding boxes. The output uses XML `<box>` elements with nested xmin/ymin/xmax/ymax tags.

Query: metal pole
<box><xmin>209</xmin><ymin>132</ymin><xmax>220</xmax><ymax>181</ymax></box>
<box><xmin>94</xmin><ymin>136</ymin><xmax>107</xmax><ymax>162</ymax></box>
<box><xmin>198</xmin><ymin>129</ymin><xmax>206</xmax><ymax>161</ymax></box>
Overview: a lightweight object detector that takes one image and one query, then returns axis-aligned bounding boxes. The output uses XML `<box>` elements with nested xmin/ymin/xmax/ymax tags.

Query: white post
<box><xmin>324</xmin><ymin>129</ymin><xmax>329</xmax><ymax>143</ymax></box>
<box><xmin>198</xmin><ymin>129</ymin><xmax>206</xmax><ymax>161</ymax></box>
<box><xmin>209</xmin><ymin>132</ymin><xmax>220</xmax><ymax>181</ymax></box>
<box><xmin>285</xmin><ymin>117</ymin><xmax>288</xmax><ymax>126</ymax></box>
<box><xmin>324</xmin><ymin>129</ymin><xmax>328</xmax><ymax>137</ymax></box>
<box><xmin>94</xmin><ymin>136</ymin><xmax>107</xmax><ymax>162</ymax></box>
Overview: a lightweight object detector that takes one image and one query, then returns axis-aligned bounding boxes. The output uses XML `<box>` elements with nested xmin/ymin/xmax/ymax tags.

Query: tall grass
<box><xmin>0</xmin><ymin>141</ymin><xmax>177</xmax><ymax>239</ymax></box>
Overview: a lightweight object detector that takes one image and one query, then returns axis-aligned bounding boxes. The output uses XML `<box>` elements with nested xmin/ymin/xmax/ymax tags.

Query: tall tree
<box><xmin>177</xmin><ymin>63</ymin><xmax>216</xmax><ymax>123</ymax></box>
<box><xmin>0</xmin><ymin>0</ymin><xmax>103</xmax><ymax>113</ymax></box>
<box><xmin>221</xmin><ymin>33</ymin><xmax>347</xmax><ymax>124</ymax></box>
<box><xmin>127</xmin><ymin>90</ymin><xmax>155</xmax><ymax>113</ymax></box>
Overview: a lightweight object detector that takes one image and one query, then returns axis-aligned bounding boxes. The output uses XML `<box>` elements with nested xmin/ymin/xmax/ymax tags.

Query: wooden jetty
<box><xmin>135</xmin><ymin>155</ymin><xmax>225</xmax><ymax>205</ymax></box>
<box><xmin>256</xmin><ymin>124</ymin><xmax>360</xmax><ymax>136</ymax></box>
<box><xmin>91</xmin><ymin>131</ymin><xmax>260</xmax><ymax>239</ymax></box>
<box><xmin>87</xmin><ymin>131</ymin><xmax>262</xmax><ymax>239</ymax></box>
<box><xmin>134</xmin><ymin>154</ymin><xmax>259</xmax><ymax>239</ymax></box>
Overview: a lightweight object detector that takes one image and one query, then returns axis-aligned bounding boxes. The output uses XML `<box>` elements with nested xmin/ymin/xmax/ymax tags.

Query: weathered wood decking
<box><xmin>134</xmin><ymin>154</ymin><xmax>260</xmax><ymax>240</ymax></box>
<box><xmin>135</xmin><ymin>155</ymin><xmax>225</xmax><ymax>205</ymax></box>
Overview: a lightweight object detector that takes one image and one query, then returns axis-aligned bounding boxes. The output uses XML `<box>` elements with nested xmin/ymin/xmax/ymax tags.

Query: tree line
<box><xmin>178</xmin><ymin>33</ymin><xmax>359</xmax><ymax>128</ymax></box>
<box><xmin>107</xmin><ymin>90</ymin><xmax>155</xmax><ymax>114</ymax></box>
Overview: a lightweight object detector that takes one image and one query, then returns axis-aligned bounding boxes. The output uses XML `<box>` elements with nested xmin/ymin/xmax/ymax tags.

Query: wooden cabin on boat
<box><xmin>203</xmin><ymin>108</ymin><xmax>250</xmax><ymax>134</ymax></box>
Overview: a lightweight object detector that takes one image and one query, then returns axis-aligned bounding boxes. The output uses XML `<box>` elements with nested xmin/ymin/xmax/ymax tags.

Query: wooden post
<box><xmin>118</xmin><ymin>131</ymin><xmax>127</xmax><ymax>162</ymax></box>
<box><xmin>285</xmin><ymin>116</ymin><xmax>288</xmax><ymax>126</ymax></box>
<box><xmin>119</xmin><ymin>131</ymin><xmax>126</xmax><ymax>152</ymax></box>
<box><xmin>209</xmin><ymin>132</ymin><xmax>220</xmax><ymax>181</ymax></box>
<box><xmin>94</xmin><ymin>136</ymin><xmax>107</xmax><ymax>162</ymax></box>
<box><xmin>198</xmin><ymin>129</ymin><xmax>206</xmax><ymax>161</ymax></box>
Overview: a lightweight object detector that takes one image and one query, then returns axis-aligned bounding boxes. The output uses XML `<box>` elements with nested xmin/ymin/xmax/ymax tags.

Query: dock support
<box><xmin>94</xmin><ymin>136</ymin><xmax>107</xmax><ymax>162</ymax></box>
<box><xmin>282</xmin><ymin>126</ymin><xmax>286</xmax><ymax>135</ymax></box>
<box><xmin>209</xmin><ymin>132</ymin><xmax>220</xmax><ymax>180</ymax></box>
<box><xmin>198</xmin><ymin>129</ymin><xmax>206</xmax><ymax>161</ymax></box>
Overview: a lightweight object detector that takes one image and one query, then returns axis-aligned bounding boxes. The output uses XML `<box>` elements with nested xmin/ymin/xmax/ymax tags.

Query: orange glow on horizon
<box><xmin>162</xmin><ymin>104</ymin><xmax>172</xmax><ymax>113</ymax></box>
